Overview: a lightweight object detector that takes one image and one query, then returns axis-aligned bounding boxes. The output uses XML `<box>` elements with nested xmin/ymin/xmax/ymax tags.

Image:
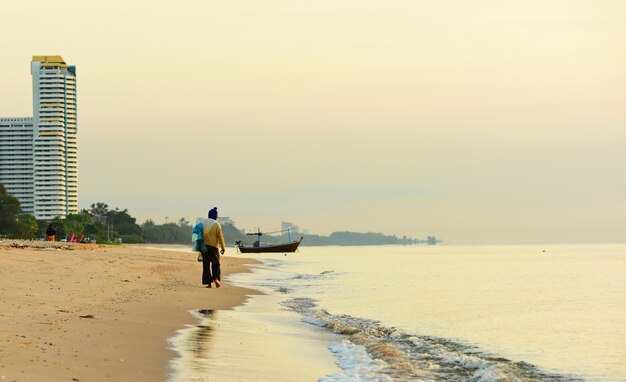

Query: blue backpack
<box><xmin>191</xmin><ymin>223</ymin><xmax>207</xmax><ymax>252</ymax></box>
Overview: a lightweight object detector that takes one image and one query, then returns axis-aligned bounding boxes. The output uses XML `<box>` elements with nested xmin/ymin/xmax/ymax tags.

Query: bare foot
<box><xmin>214</xmin><ymin>279</ymin><xmax>221</xmax><ymax>288</ymax></box>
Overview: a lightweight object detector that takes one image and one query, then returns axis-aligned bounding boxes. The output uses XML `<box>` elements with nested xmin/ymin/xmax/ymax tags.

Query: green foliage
<box><xmin>0</xmin><ymin>185</ymin><xmax>39</xmax><ymax>238</ymax></box>
<box><xmin>120</xmin><ymin>234</ymin><xmax>144</xmax><ymax>244</ymax></box>
<box><xmin>97</xmin><ymin>241</ymin><xmax>123</xmax><ymax>246</ymax></box>
<box><xmin>87</xmin><ymin>202</ymin><xmax>110</xmax><ymax>217</ymax></box>
<box><xmin>36</xmin><ymin>219</ymin><xmax>48</xmax><ymax>238</ymax></box>
<box><xmin>48</xmin><ymin>216</ymin><xmax>68</xmax><ymax>240</ymax></box>
<box><xmin>107</xmin><ymin>208</ymin><xmax>142</xmax><ymax>236</ymax></box>
<box><xmin>140</xmin><ymin>219</ymin><xmax>158</xmax><ymax>242</ymax></box>
<box><xmin>16</xmin><ymin>213</ymin><xmax>38</xmax><ymax>239</ymax></box>
<box><xmin>64</xmin><ymin>216</ymin><xmax>85</xmax><ymax>238</ymax></box>
<box><xmin>77</xmin><ymin>205</ymin><xmax>143</xmax><ymax>243</ymax></box>
<box><xmin>49</xmin><ymin>213</ymin><xmax>94</xmax><ymax>241</ymax></box>
<box><xmin>0</xmin><ymin>184</ymin><xmax>20</xmax><ymax>236</ymax></box>
<box><xmin>141</xmin><ymin>219</ymin><xmax>191</xmax><ymax>244</ymax></box>
<box><xmin>139</xmin><ymin>219</ymin><xmax>249</xmax><ymax>245</ymax></box>
<box><xmin>42</xmin><ymin>204</ymin><xmax>145</xmax><ymax>243</ymax></box>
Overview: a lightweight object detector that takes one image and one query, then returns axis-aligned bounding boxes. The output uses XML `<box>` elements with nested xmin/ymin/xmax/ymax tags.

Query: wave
<box><xmin>281</xmin><ymin>298</ymin><xmax>582</xmax><ymax>382</ymax></box>
<box><xmin>289</xmin><ymin>270</ymin><xmax>339</xmax><ymax>280</ymax></box>
<box><xmin>241</xmin><ymin>267</ymin><xmax>340</xmax><ymax>294</ymax></box>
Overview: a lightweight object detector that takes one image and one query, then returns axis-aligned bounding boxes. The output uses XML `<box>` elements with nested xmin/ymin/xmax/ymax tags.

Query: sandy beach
<box><xmin>0</xmin><ymin>240</ymin><xmax>261</xmax><ymax>382</ymax></box>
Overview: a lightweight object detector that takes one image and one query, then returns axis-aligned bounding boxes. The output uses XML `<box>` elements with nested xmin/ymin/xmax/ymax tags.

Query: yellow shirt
<box><xmin>202</xmin><ymin>219</ymin><xmax>226</xmax><ymax>251</ymax></box>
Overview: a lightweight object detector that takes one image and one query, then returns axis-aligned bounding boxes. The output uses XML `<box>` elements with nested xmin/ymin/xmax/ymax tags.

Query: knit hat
<box><xmin>208</xmin><ymin>207</ymin><xmax>218</xmax><ymax>220</ymax></box>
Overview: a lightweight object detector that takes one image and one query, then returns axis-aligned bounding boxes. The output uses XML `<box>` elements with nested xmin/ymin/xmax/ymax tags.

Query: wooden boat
<box><xmin>235</xmin><ymin>228</ymin><xmax>303</xmax><ymax>253</ymax></box>
<box><xmin>236</xmin><ymin>237</ymin><xmax>303</xmax><ymax>253</ymax></box>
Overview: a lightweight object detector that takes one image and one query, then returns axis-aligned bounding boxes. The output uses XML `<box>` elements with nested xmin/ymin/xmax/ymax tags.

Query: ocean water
<box><xmin>223</xmin><ymin>244</ymin><xmax>626</xmax><ymax>382</ymax></box>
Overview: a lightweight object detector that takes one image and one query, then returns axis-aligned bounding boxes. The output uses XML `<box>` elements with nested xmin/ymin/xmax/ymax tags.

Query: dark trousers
<box><xmin>202</xmin><ymin>246</ymin><xmax>221</xmax><ymax>285</ymax></box>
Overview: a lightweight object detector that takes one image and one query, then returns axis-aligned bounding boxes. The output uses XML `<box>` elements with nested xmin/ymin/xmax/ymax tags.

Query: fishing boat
<box><xmin>235</xmin><ymin>228</ymin><xmax>303</xmax><ymax>253</ymax></box>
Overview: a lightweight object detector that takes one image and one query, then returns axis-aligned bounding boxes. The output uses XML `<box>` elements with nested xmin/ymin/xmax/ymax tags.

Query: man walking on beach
<box><xmin>46</xmin><ymin>224</ymin><xmax>56</xmax><ymax>241</ymax></box>
<box><xmin>201</xmin><ymin>207</ymin><xmax>226</xmax><ymax>288</ymax></box>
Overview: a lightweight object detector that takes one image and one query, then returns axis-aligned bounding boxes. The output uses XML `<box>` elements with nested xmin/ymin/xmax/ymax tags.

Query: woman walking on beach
<box><xmin>201</xmin><ymin>207</ymin><xmax>226</xmax><ymax>288</ymax></box>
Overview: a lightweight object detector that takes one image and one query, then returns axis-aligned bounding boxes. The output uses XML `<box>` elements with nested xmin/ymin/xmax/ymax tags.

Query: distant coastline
<box><xmin>224</xmin><ymin>225</ymin><xmax>441</xmax><ymax>247</ymax></box>
<box><xmin>0</xmin><ymin>198</ymin><xmax>441</xmax><ymax>246</ymax></box>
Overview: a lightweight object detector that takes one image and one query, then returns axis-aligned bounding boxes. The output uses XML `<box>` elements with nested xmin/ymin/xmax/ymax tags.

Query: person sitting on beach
<box><xmin>201</xmin><ymin>207</ymin><xmax>226</xmax><ymax>288</ymax></box>
<box><xmin>46</xmin><ymin>224</ymin><xmax>56</xmax><ymax>242</ymax></box>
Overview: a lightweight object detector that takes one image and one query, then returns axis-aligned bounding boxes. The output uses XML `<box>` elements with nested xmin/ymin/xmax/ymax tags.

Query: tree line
<box><xmin>1</xmin><ymin>187</ymin><xmax>437</xmax><ymax>245</ymax></box>
<box><xmin>0</xmin><ymin>190</ymin><xmax>247</xmax><ymax>245</ymax></box>
<box><xmin>0</xmin><ymin>184</ymin><xmax>39</xmax><ymax>239</ymax></box>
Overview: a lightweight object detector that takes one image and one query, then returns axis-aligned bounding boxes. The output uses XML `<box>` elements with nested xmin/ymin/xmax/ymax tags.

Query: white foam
<box><xmin>302</xmin><ymin>314</ymin><xmax>327</xmax><ymax>327</ymax></box>
<box><xmin>472</xmin><ymin>364</ymin><xmax>507</xmax><ymax>382</ymax></box>
<box><xmin>320</xmin><ymin>340</ymin><xmax>395</xmax><ymax>382</ymax></box>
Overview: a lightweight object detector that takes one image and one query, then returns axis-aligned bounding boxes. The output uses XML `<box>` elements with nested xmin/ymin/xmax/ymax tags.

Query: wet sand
<box><xmin>0</xmin><ymin>240</ymin><xmax>261</xmax><ymax>381</ymax></box>
<box><xmin>169</xmin><ymin>294</ymin><xmax>341</xmax><ymax>381</ymax></box>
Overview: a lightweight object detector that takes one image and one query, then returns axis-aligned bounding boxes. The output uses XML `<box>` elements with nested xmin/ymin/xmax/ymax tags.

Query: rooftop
<box><xmin>32</xmin><ymin>55</ymin><xmax>67</xmax><ymax>68</ymax></box>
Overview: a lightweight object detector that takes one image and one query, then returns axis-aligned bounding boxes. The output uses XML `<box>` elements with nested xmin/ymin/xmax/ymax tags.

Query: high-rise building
<box><xmin>0</xmin><ymin>55</ymin><xmax>77</xmax><ymax>220</ymax></box>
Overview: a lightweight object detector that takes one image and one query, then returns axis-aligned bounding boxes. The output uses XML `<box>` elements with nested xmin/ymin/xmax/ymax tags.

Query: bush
<box><xmin>16</xmin><ymin>213</ymin><xmax>38</xmax><ymax>239</ymax></box>
<box><xmin>121</xmin><ymin>234</ymin><xmax>144</xmax><ymax>244</ymax></box>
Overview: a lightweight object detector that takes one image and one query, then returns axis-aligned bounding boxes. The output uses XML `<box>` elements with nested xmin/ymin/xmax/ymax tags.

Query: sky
<box><xmin>1</xmin><ymin>0</ymin><xmax>625</xmax><ymax>244</ymax></box>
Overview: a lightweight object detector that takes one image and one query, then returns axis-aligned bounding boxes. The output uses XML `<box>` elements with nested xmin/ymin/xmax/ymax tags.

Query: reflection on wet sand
<box><xmin>190</xmin><ymin>310</ymin><xmax>215</xmax><ymax>359</ymax></box>
<box><xmin>197</xmin><ymin>309</ymin><xmax>214</xmax><ymax>318</ymax></box>
<box><xmin>168</xmin><ymin>297</ymin><xmax>340</xmax><ymax>382</ymax></box>
<box><xmin>168</xmin><ymin>309</ymin><xmax>217</xmax><ymax>379</ymax></box>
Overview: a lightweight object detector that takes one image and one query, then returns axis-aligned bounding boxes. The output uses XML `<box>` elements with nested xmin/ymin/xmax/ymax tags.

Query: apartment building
<box><xmin>0</xmin><ymin>55</ymin><xmax>77</xmax><ymax>220</ymax></box>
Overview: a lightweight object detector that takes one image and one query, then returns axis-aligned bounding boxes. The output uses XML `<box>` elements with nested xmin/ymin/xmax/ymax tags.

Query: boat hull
<box><xmin>237</xmin><ymin>237</ymin><xmax>303</xmax><ymax>253</ymax></box>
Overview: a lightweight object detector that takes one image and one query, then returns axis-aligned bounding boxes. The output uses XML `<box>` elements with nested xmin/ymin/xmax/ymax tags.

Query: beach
<box><xmin>0</xmin><ymin>241</ymin><xmax>261</xmax><ymax>381</ymax></box>
<box><xmin>2</xmin><ymin>242</ymin><xmax>624</xmax><ymax>381</ymax></box>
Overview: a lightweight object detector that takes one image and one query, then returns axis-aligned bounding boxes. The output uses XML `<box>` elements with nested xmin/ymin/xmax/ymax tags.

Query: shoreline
<box><xmin>167</xmin><ymin>266</ymin><xmax>341</xmax><ymax>382</ymax></box>
<box><xmin>0</xmin><ymin>240</ymin><xmax>262</xmax><ymax>381</ymax></box>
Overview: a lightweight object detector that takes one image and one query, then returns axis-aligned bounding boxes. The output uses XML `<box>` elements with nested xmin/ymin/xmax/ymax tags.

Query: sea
<box><xmin>169</xmin><ymin>244</ymin><xmax>626</xmax><ymax>382</ymax></box>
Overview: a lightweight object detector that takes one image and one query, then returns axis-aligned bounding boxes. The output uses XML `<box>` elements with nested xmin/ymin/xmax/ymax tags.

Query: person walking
<box><xmin>46</xmin><ymin>224</ymin><xmax>56</xmax><ymax>242</ymax></box>
<box><xmin>201</xmin><ymin>207</ymin><xmax>226</xmax><ymax>288</ymax></box>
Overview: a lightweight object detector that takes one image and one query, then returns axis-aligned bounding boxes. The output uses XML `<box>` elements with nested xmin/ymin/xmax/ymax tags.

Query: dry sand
<box><xmin>0</xmin><ymin>240</ymin><xmax>261</xmax><ymax>382</ymax></box>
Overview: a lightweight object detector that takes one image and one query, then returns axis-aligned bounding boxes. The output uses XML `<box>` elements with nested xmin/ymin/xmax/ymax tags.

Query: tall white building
<box><xmin>0</xmin><ymin>55</ymin><xmax>77</xmax><ymax>220</ymax></box>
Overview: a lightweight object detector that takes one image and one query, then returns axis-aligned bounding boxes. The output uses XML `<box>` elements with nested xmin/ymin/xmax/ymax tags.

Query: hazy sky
<box><xmin>1</xmin><ymin>1</ymin><xmax>625</xmax><ymax>243</ymax></box>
